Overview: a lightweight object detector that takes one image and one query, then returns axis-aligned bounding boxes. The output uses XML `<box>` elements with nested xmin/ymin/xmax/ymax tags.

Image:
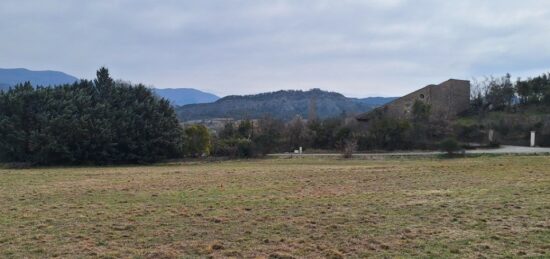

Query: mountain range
<box><xmin>153</xmin><ymin>88</ymin><xmax>219</xmax><ymax>106</ymax></box>
<box><xmin>0</xmin><ymin>68</ymin><xmax>78</xmax><ymax>90</ymax></box>
<box><xmin>0</xmin><ymin>68</ymin><xmax>219</xmax><ymax>105</ymax></box>
<box><xmin>1</xmin><ymin>68</ymin><xmax>396</xmax><ymax>121</ymax></box>
<box><xmin>176</xmin><ymin>89</ymin><xmax>396</xmax><ymax>121</ymax></box>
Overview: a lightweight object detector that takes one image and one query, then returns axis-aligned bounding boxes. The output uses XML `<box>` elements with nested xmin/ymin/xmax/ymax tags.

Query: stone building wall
<box><xmin>357</xmin><ymin>79</ymin><xmax>470</xmax><ymax>121</ymax></box>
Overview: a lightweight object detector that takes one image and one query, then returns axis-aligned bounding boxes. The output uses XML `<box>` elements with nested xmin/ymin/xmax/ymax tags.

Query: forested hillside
<box><xmin>176</xmin><ymin>89</ymin><xmax>395</xmax><ymax>121</ymax></box>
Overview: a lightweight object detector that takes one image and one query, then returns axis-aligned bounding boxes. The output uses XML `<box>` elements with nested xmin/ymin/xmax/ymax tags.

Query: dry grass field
<box><xmin>0</xmin><ymin>156</ymin><xmax>549</xmax><ymax>258</ymax></box>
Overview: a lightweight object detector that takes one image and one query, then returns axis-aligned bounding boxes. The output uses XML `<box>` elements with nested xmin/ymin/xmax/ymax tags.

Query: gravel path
<box><xmin>269</xmin><ymin>145</ymin><xmax>550</xmax><ymax>158</ymax></box>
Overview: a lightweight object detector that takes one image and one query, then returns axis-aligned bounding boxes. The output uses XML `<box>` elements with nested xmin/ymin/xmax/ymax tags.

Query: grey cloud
<box><xmin>1</xmin><ymin>0</ymin><xmax>549</xmax><ymax>97</ymax></box>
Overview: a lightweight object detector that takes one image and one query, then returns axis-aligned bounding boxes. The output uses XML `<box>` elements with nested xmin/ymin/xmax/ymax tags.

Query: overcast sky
<box><xmin>1</xmin><ymin>0</ymin><xmax>550</xmax><ymax>97</ymax></box>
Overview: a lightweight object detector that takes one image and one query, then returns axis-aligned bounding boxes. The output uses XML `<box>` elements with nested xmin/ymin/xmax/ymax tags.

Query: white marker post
<box><xmin>530</xmin><ymin>131</ymin><xmax>536</xmax><ymax>147</ymax></box>
<box><xmin>488</xmin><ymin>129</ymin><xmax>494</xmax><ymax>142</ymax></box>
<box><xmin>299</xmin><ymin>147</ymin><xmax>303</xmax><ymax>154</ymax></box>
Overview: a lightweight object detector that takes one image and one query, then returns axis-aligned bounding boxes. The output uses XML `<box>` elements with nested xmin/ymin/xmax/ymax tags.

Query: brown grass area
<box><xmin>0</xmin><ymin>156</ymin><xmax>549</xmax><ymax>258</ymax></box>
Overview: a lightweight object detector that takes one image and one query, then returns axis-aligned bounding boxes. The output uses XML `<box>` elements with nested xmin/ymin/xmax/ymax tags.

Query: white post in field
<box><xmin>530</xmin><ymin>131</ymin><xmax>536</xmax><ymax>147</ymax></box>
<box><xmin>299</xmin><ymin>147</ymin><xmax>303</xmax><ymax>154</ymax></box>
<box><xmin>488</xmin><ymin>129</ymin><xmax>494</xmax><ymax>142</ymax></box>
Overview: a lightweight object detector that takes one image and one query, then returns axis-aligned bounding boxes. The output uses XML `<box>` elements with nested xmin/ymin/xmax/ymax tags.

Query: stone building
<box><xmin>357</xmin><ymin>79</ymin><xmax>471</xmax><ymax>121</ymax></box>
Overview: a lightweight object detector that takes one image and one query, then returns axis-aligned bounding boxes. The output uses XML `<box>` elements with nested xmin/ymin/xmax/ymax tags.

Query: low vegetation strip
<box><xmin>0</xmin><ymin>156</ymin><xmax>549</xmax><ymax>258</ymax></box>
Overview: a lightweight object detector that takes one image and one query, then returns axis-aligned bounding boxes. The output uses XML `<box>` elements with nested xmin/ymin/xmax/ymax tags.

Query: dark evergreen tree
<box><xmin>252</xmin><ymin>116</ymin><xmax>284</xmax><ymax>155</ymax></box>
<box><xmin>0</xmin><ymin>68</ymin><xmax>185</xmax><ymax>165</ymax></box>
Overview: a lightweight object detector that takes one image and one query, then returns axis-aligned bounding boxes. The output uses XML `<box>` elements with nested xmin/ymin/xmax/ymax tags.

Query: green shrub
<box><xmin>183</xmin><ymin>125</ymin><xmax>211</xmax><ymax>157</ymax></box>
<box><xmin>212</xmin><ymin>138</ymin><xmax>257</xmax><ymax>158</ymax></box>
<box><xmin>439</xmin><ymin>138</ymin><xmax>461</xmax><ymax>156</ymax></box>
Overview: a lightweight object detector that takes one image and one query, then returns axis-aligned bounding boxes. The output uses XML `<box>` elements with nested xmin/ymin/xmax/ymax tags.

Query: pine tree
<box><xmin>0</xmin><ymin>68</ymin><xmax>186</xmax><ymax>165</ymax></box>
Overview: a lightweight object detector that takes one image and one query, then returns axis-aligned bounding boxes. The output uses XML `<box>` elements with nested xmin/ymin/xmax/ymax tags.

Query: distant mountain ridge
<box><xmin>153</xmin><ymin>88</ymin><xmax>219</xmax><ymax>106</ymax></box>
<box><xmin>357</xmin><ymin>96</ymin><xmax>398</xmax><ymax>106</ymax></box>
<box><xmin>0</xmin><ymin>68</ymin><xmax>220</xmax><ymax>105</ymax></box>
<box><xmin>176</xmin><ymin>89</ymin><xmax>396</xmax><ymax>121</ymax></box>
<box><xmin>0</xmin><ymin>68</ymin><xmax>395</xmax><ymax>114</ymax></box>
<box><xmin>0</xmin><ymin>68</ymin><xmax>78</xmax><ymax>89</ymax></box>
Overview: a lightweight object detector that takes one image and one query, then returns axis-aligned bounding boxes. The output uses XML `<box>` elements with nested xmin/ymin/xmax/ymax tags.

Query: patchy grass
<box><xmin>0</xmin><ymin>156</ymin><xmax>549</xmax><ymax>258</ymax></box>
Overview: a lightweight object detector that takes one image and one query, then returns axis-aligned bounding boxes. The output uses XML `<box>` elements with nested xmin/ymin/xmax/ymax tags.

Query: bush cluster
<box><xmin>0</xmin><ymin>68</ymin><xmax>186</xmax><ymax>165</ymax></box>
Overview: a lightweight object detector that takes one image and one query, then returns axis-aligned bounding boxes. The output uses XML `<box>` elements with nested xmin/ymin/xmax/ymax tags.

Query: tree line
<box><xmin>471</xmin><ymin>73</ymin><xmax>550</xmax><ymax>113</ymax></box>
<box><xmin>2</xmin><ymin>69</ymin><xmax>549</xmax><ymax>165</ymax></box>
<box><xmin>0</xmin><ymin>68</ymin><xmax>201</xmax><ymax>165</ymax></box>
<box><xmin>207</xmin><ymin>100</ymin><xmax>448</xmax><ymax>158</ymax></box>
<box><xmin>209</xmin><ymin>72</ymin><xmax>550</xmax><ymax>157</ymax></box>
<box><xmin>0</xmin><ymin>67</ymin><xmax>437</xmax><ymax>163</ymax></box>
<box><xmin>466</xmin><ymin>72</ymin><xmax>550</xmax><ymax>146</ymax></box>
